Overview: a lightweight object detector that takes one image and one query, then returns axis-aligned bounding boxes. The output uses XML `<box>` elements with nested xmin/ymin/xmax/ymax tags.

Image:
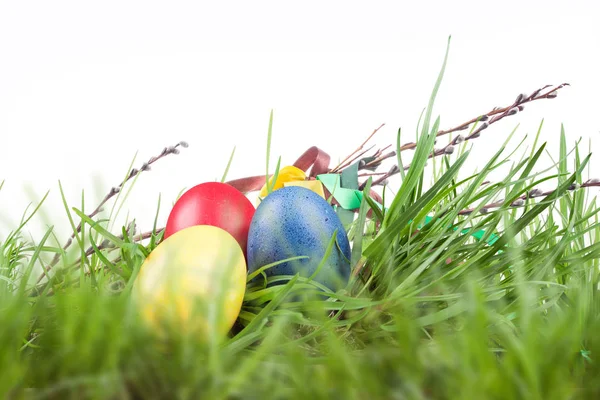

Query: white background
<box><xmin>1</xmin><ymin>0</ymin><xmax>599</xmax><ymax>242</ymax></box>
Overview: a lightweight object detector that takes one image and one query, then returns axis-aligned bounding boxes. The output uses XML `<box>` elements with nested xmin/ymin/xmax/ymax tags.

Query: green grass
<box><xmin>1</xmin><ymin>40</ymin><xmax>600</xmax><ymax>399</ymax></box>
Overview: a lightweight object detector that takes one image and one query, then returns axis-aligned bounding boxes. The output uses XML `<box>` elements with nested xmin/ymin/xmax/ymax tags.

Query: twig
<box><xmin>368</xmin><ymin>83</ymin><xmax>568</xmax><ymax>167</ymax></box>
<box><xmin>39</xmin><ymin>142</ymin><xmax>188</xmax><ymax>284</ymax></box>
<box><xmin>30</xmin><ymin>226</ymin><xmax>165</xmax><ymax>296</ymax></box>
<box><xmin>358</xmin><ymin>172</ymin><xmax>387</xmax><ymax>177</ymax></box>
<box><xmin>333</xmin><ymin>145</ymin><xmax>377</xmax><ymax>173</ymax></box>
<box><xmin>437</xmin><ymin>83</ymin><xmax>568</xmax><ymax>140</ymax></box>
<box><xmin>356</xmin><ymin>83</ymin><xmax>570</xmax><ymax>189</ymax></box>
<box><xmin>457</xmin><ymin>179</ymin><xmax>599</xmax><ymax>216</ymax></box>
<box><xmin>330</xmin><ymin>123</ymin><xmax>385</xmax><ymax>173</ymax></box>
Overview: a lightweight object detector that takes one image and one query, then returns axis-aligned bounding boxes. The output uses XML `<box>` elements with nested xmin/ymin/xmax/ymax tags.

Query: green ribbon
<box><xmin>317</xmin><ymin>173</ymin><xmax>363</xmax><ymax>209</ymax></box>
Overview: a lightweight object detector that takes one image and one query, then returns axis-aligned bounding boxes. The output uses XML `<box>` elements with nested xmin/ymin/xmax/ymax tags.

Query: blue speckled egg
<box><xmin>247</xmin><ymin>186</ymin><xmax>351</xmax><ymax>291</ymax></box>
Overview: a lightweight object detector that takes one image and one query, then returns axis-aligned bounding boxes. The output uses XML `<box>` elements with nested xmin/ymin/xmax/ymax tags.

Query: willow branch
<box><xmin>458</xmin><ymin>179</ymin><xmax>600</xmax><ymax>216</ymax></box>
<box><xmin>39</xmin><ymin>142</ymin><xmax>188</xmax><ymax>283</ymax></box>
<box><xmin>356</xmin><ymin>83</ymin><xmax>570</xmax><ymax>189</ymax></box>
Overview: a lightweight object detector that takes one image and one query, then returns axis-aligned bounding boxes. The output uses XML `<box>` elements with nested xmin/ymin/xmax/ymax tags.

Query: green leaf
<box><xmin>384</xmin><ymin>35</ymin><xmax>450</xmax><ymax>226</ymax></box>
<box><xmin>221</xmin><ymin>146</ymin><xmax>237</xmax><ymax>183</ymax></box>
<box><xmin>71</xmin><ymin>208</ymin><xmax>124</xmax><ymax>247</ymax></box>
<box><xmin>265</xmin><ymin>109</ymin><xmax>274</xmax><ymax>191</ymax></box>
<box><xmin>365</xmin><ymin>150</ymin><xmax>469</xmax><ymax>262</ymax></box>
<box><xmin>351</xmin><ymin>178</ymin><xmax>373</xmax><ymax>268</ymax></box>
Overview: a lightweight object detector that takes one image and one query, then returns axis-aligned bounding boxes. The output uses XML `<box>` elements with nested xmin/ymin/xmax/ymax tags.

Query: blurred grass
<box><xmin>2</xmin><ymin>38</ymin><xmax>600</xmax><ymax>399</ymax></box>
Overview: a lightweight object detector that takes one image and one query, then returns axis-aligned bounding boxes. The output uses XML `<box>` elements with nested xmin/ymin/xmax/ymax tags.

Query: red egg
<box><xmin>164</xmin><ymin>182</ymin><xmax>255</xmax><ymax>256</ymax></box>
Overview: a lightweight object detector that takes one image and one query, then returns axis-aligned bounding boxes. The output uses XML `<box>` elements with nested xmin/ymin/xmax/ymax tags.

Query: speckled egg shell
<box><xmin>247</xmin><ymin>186</ymin><xmax>351</xmax><ymax>291</ymax></box>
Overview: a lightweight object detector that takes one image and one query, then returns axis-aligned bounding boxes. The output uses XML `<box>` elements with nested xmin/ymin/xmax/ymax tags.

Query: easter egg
<box><xmin>164</xmin><ymin>182</ymin><xmax>255</xmax><ymax>256</ymax></box>
<box><xmin>133</xmin><ymin>225</ymin><xmax>247</xmax><ymax>339</ymax></box>
<box><xmin>247</xmin><ymin>186</ymin><xmax>351</xmax><ymax>291</ymax></box>
<box><xmin>258</xmin><ymin>165</ymin><xmax>306</xmax><ymax>199</ymax></box>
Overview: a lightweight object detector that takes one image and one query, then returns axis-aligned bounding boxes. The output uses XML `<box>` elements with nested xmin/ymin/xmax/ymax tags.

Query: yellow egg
<box><xmin>132</xmin><ymin>225</ymin><xmax>247</xmax><ymax>340</ymax></box>
<box><xmin>258</xmin><ymin>165</ymin><xmax>306</xmax><ymax>198</ymax></box>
